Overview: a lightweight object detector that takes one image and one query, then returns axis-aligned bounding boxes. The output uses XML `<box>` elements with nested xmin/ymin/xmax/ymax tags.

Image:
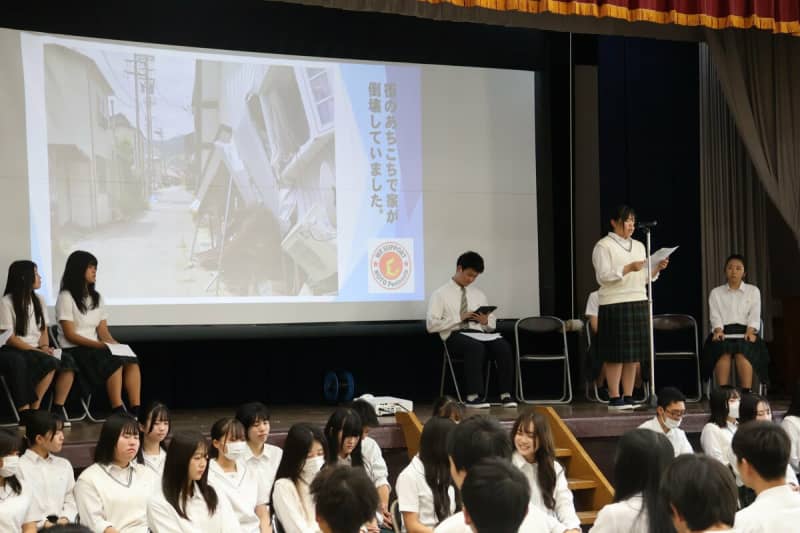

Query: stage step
<box><xmin>555</xmin><ymin>447</ymin><xmax>572</xmax><ymax>458</ymax></box>
<box><xmin>567</xmin><ymin>478</ymin><xmax>599</xmax><ymax>490</ymax></box>
<box><xmin>577</xmin><ymin>510</ymin><xmax>599</xmax><ymax>525</ymax></box>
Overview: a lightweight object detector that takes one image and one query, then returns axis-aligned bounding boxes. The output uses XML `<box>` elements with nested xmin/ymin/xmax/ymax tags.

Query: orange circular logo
<box><xmin>379</xmin><ymin>251</ymin><xmax>403</xmax><ymax>281</ymax></box>
<box><xmin>371</xmin><ymin>241</ymin><xmax>412</xmax><ymax>290</ymax></box>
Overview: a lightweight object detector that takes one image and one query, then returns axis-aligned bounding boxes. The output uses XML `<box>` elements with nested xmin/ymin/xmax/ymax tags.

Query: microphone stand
<box><xmin>642</xmin><ymin>225</ymin><xmax>658</xmax><ymax>408</ymax></box>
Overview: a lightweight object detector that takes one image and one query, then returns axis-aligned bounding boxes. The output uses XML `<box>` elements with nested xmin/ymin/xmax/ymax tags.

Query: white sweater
<box><xmin>75</xmin><ymin>462</ymin><xmax>158</xmax><ymax>533</ymax></box>
<box><xmin>592</xmin><ymin>233</ymin><xmax>650</xmax><ymax>305</ymax></box>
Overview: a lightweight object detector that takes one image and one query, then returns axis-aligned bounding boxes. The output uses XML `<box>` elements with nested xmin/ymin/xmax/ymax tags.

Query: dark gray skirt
<box><xmin>701</xmin><ymin>324</ymin><xmax>770</xmax><ymax>384</ymax></box>
<box><xmin>597</xmin><ymin>300</ymin><xmax>650</xmax><ymax>364</ymax></box>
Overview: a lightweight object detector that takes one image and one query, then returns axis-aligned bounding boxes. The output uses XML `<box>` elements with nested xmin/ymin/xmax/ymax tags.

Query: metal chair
<box><xmin>709</xmin><ymin>319</ymin><xmax>767</xmax><ymax>396</ymax></box>
<box><xmin>652</xmin><ymin>314</ymin><xmax>702</xmax><ymax>402</ymax></box>
<box><xmin>0</xmin><ymin>376</ymin><xmax>20</xmax><ymax>427</ymax></box>
<box><xmin>583</xmin><ymin>321</ymin><xmax>609</xmax><ymax>404</ymax></box>
<box><xmin>50</xmin><ymin>325</ymin><xmax>104</xmax><ymax>423</ymax></box>
<box><xmin>439</xmin><ymin>339</ymin><xmax>494</xmax><ymax>403</ymax></box>
<box><xmin>390</xmin><ymin>500</ymin><xmax>403</xmax><ymax>533</ymax></box>
<box><xmin>514</xmin><ymin>316</ymin><xmax>572</xmax><ymax>404</ymax></box>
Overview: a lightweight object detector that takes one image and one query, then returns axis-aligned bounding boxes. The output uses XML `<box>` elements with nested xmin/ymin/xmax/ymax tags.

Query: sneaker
<box><xmin>500</xmin><ymin>395</ymin><xmax>518</xmax><ymax>408</ymax></box>
<box><xmin>623</xmin><ymin>396</ymin><xmax>641</xmax><ymax>410</ymax></box>
<box><xmin>608</xmin><ymin>397</ymin><xmax>634</xmax><ymax>410</ymax></box>
<box><xmin>464</xmin><ymin>398</ymin><xmax>491</xmax><ymax>409</ymax></box>
<box><xmin>53</xmin><ymin>409</ymin><xmax>72</xmax><ymax>428</ymax></box>
<box><xmin>597</xmin><ymin>385</ymin><xmax>610</xmax><ymax>402</ymax></box>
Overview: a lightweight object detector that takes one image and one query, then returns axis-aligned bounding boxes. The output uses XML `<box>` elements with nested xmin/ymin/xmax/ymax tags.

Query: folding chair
<box><xmin>514</xmin><ymin>316</ymin><xmax>572</xmax><ymax>404</ymax></box>
<box><xmin>49</xmin><ymin>325</ymin><xmax>104</xmax><ymax>423</ymax></box>
<box><xmin>583</xmin><ymin>321</ymin><xmax>608</xmax><ymax>404</ymax></box>
<box><xmin>439</xmin><ymin>339</ymin><xmax>494</xmax><ymax>404</ymax></box>
<box><xmin>0</xmin><ymin>375</ymin><xmax>20</xmax><ymax>427</ymax></box>
<box><xmin>652</xmin><ymin>314</ymin><xmax>702</xmax><ymax>402</ymax></box>
<box><xmin>390</xmin><ymin>500</ymin><xmax>403</xmax><ymax>533</ymax></box>
<box><xmin>710</xmin><ymin>319</ymin><xmax>767</xmax><ymax>396</ymax></box>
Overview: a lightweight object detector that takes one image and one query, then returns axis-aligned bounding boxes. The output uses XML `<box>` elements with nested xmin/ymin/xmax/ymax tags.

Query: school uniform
<box><xmin>143</xmin><ymin>448</ymin><xmax>167</xmax><ymax>477</ymax></box>
<box><xmin>426</xmin><ymin>278</ymin><xmax>514</xmax><ymax>397</ymax></box>
<box><xmin>433</xmin><ymin>504</ymin><xmax>565</xmax><ymax>533</ymax></box>
<box><xmin>74</xmin><ymin>461</ymin><xmax>159</xmax><ymax>533</ymax></box>
<box><xmin>18</xmin><ymin>448</ymin><xmax>77</xmax><ymax>526</ymax></box>
<box><xmin>146</xmin><ymin>481</ymin><xmax>240</xmax><ymax>533</ymax></box>
<box><xmin>638</xmin><ymin>417</ymin><xmax>693</xmax><ymax>456</ymax></box>
<box><xmin>0</xmin><ymin>294</ymin><xmax>61</xmax><ymax>407</ymax></box>
<box><xmin>781</xmin><ymin>415</ymin><xmax>800</xmax><ymax>474</ymax></box>
<box><xmin>702</xmin><ymin>282</ymin><xmax>769</xmax><ymax>383</ymax></box>
<box><xmin>584</xmin><ymin>291</ymin><xmax>603</xmax><ymax>382</ymax></box>
<box><xmin>512</xmin><ymin>451</ymin><xmax>580</xmax><ymax>530</ymax></box>
<box><xmin>360</xmin><ymin>436</ymin><xmax>389</xmax><ymax>489</ymax></box>
<box><xmin>734</xmin><ymin>484</ymin><xmax>800</xmax><ymax>532</ymax></box>
<box><xmin>0</xmin><ymin>480</ymin><xmax>35</xmax><ymax>532</ymax></box>
<box><xmin>272</xmin><ymin>478</ymin><xmax>320</xmax><ymax>533</ymax></box>
<box><xmin>242</xmin><ymin>443</ymin><xmax>282</xmax><ymax>504</ymax></box>
<box><xmin>396</xmin><ymin>455</ymin><xmax>456</xmax><ymax>527</ymax></box>
<box><xmin>700</xmin><ymin>421</ymin><xmax>737</xmax><ymax>466</ymax></box>
<box><xmin>588</xmin><ymin>494</ymin><xmax>647</xmax><ymax>533</ymax></box>
<box><xmin>207</xmin><ymin>458</ymin><xmax>268</xmax><ymax>533</ymax></box>
<box><xmin>725</xmin><ymin>446</ymin><xmax>796</xmax><ymax>488</ymax></box>
<box><xmin>56</xmin><ymin>291</ymin><xmax>134</xmax><ymax>395</ymax></box>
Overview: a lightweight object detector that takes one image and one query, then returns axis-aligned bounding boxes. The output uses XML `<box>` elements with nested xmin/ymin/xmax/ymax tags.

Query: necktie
<box><xmin>460</xmin><ymin>286</ymin><xmax>468</xmax><ymax>327</ymax></box>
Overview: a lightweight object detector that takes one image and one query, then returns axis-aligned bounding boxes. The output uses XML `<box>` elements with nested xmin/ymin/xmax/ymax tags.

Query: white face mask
<box><xmin>728</xmin><ymin>400</ymin><xmax>740</xmax><ymax>420</ymax></box>
<box><xmin>0</xmin><ymin>455</ymin><xmax>19</xmax><ymax>478</ymax></box>
<box><xmin>223</xmin><ymin>441</ymin><xmax>247</xmax><ymax>461</ymax></box>
<box><xmin>300</xmin><ymin>455</ymin><xmax>325</xmax><ymax>484</ymax></box>
<box><xmin>663</xmin><ymin>415</ymin><xmax>682</xmax><ymax>430</ymax></box>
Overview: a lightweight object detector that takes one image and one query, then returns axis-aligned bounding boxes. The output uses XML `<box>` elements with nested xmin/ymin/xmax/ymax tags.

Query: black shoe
<box><xmin>597</xmin><ymin>386</ymin><xmax>610</xmax><ymax>402</ymax></box>
<box><xmin>464</xmin><ymin>398</ymin><xmax>490</xmax><ymax>409</ymax></box>
<box><xmin>623</xmin><ymin>396</ymin><xmax>641</xmax><ymax>409</ymax></box>
<box><xmin>52</xmin><ymin>408</ymin><xmax>72</xmax><ymax>428</ymax></box>
<box><xmin>608</xmin><ymin>397</ymin><xmax>634</xmax><ymax>410</ymax></box>
<box><xmin>500</xmin><ymin>395</ymin><xmax>518</xmax><ymax>408</ymax></box>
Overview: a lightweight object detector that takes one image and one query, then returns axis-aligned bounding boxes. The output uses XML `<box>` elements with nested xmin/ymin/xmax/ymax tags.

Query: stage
<box><xmin>52</xmin><ymin>399</ymin><xmax>789</xmax><ymax>483</ymax></box>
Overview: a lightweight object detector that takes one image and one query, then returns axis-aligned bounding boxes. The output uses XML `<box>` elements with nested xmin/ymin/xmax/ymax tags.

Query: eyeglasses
<box><xmin>665</xmin><ymin>409</ymin><xmax>686</xmax><ymax>418</ymax></box>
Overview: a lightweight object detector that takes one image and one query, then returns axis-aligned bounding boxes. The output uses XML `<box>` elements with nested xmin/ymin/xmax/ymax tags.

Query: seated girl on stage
<box><xmin>271</xmin><ymin>423</ymin><xmax>327</xmax><ymax>533</ymax></box>
<box><xmin>207</xmin><ymin>417</ymin><xmax>271</xmax><ymax>533</ymax></box>
<box><xmin>74</xmin><ymin>414</ymin><xmax>158</xmax><ymax>533</ymax></box>
<box><xmin>147</xmin><ymin>431</ymin><xmax>239</xmax><ymax>533</ymax></box>
<box><xmin>0</xmin><ymin>260</ymin><xmax>65</xmax><ymax>424</ymax></box>
<box><xmin>511</xmin><ymin>410</ymin><xmax>580</xmax><ymax>532</ymax></box>
<box><xmin>0</xmin><ymin>428</ymin><xmax>37</xmax><ymax>532</ymax></box>
<box><xmin>703</xmin><ymin>254</ymin><xmax>769</xmax><ymax>392</ymax></box>
<box><xmin>138</xmin><ymin>401</ymin><xmax>170</xmax><ymax>477</ymax></box>
<box><xmin>699</xmin><ymin>386</ymin><xmax>739</xmax><ymax>466</ymax></box>
<box><xmin>395</xmin><ymin>416</ymin><xmax>457</xmax><ymax>532</ymax></box>
<box><xmin>56</xmin><ymin>250</ymin><xmax>141</xmax><ymax>416</ymax></box>
<box><xmin>18</xmin><ymin>410</ymin><xmax>77</xmax><ymax>527</ymax></box>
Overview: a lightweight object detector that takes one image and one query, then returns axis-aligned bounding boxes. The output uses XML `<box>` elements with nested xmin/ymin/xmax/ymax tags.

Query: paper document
<box><xmin>0</xmin><ymin>329</ymin><xmax>10</xmax><ymax>347</ymax></box>
<box><xmin>461</xmin><ymin>332</ymin><xmax>503</xmax><ymax>342</ymax></box>
<box><xmin>52</xmin><ymin>348</ymin><xmax>62</xmax><ymax>360</ymax></box>
<box><xmin>106</xmin><ymin>343</ymin><xmax>137</xmax><ymax>358</ymax></box>
<box><xmin>649</xmin><ymin>246</ymin><xmax>678</xmax><ymax>271</ymax></box>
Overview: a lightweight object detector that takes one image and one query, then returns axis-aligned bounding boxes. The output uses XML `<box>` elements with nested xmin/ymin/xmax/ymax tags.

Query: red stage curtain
<box><xmin>415</xmin><ymin>0</ymin><xmax>800</xmax><ymax>35</ymax></box>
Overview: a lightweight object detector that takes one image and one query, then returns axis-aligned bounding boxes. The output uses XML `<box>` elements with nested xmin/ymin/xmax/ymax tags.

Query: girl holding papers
<box><xmin>56</xmin><ymin>250</ymin><xmax>141</xmax><ymax>416</ymax></box>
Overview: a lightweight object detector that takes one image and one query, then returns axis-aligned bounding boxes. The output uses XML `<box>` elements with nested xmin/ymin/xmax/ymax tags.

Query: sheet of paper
<box><xmin>52</xmin><ymin>348</ymin><xmax>62</xmax><ymax>360</ymax></box>
<box><xmin>106</xmin><ymin>343</ymin><xmax>137</xmax><ymax>358</ymax></box>
<box><xmin>0</xmin><ymin>329</ymin><xmax>10</xmax><ymax>347</ymax></box>
<box><xmin>460</xmin><ymin>332</ymin><xmax>503</xmax><ymax>342</ymax></box>
<box><xmin>649</xmin><ymin>246</ymin><xmax>679</xmax><ymax>271</ymax></box>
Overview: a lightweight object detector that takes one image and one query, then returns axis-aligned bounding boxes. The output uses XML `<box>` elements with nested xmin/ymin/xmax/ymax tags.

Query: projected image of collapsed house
<box><xmin>191</xmin><ymin>62</ymin><xmax>337</xmax><ymax>297</ymax></box>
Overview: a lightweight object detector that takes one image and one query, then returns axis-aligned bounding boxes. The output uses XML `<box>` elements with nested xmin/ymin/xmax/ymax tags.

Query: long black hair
<box><xmin>419</xmin><ymin>416</ymin><xmax>457</xmax><ymax>522</ymax></box>
<box><xmin>323</xmin><ymin>408</ymin><xmax>363</xmax><ymax>467</ymax></box>
<box><xmin>60</xmin><ymin>250</ymin><xmax>99</xmax><ymax>314</ymax></box>
<box><xmin>511</xmin><ymin>410</ymin><xmax>557</xmax><ymax>511</ymax></box>
<box><xmin>3</xmin><ymin>260</ymin><xmax>45</xmax><ymax>338</ymax></box>
<box><xmin>613</xmin><ymin>429</ymin><xmax>675</xmax><ymax>533</ymax></box>
<box><xmin>271</xmin><ymin>423</ymin><xmax>328</xmax><ymax>517</ymax></box>
<box><xmin>708</xmin><ymin>386</ymin><xmax>739</xmax><ymax>428</ymax></box>
<box><xmin>739</xmin><ymin>393</ymin><xmax>769</xmax><ymax>424</ymax></box>
<box><xmin>162</xmin><ymin>431</ymin><xmax>218</xmax><ymax>519</ymax></box>
<box><xmin>0</xmin><ymin>428</ymin><xmax>22</xmax><ymax>495</ymax></box>
<box><xmin>94</xmin><ymin>414</ymin><xmax>140</xmax><ymax>465</ymax></box>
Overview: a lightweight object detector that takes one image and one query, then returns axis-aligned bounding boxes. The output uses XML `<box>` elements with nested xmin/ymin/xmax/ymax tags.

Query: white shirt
<box><xmin>143</xmin><ymin>448</ymin><xmax>167</xmax><ymax>477</ymax></box>
<box><xmin>638</xmin><ymin>417</ymin><xmax>694</xmax><ymax>457</ymax></box>
<box><xmin>272</xmin><ymin>478</ymin><xmax>319</xmax><ymax>533</ymax></box>
<box><xmin>589</xmin><ymin>495</ymin><xmax>647</xmax><ymax>533</ymax></box>
<box><xmin>427</xmin><ymin>279</ymin><xmax>496</xmax><ymax>341</ymax></box>
<box><xmin>584</xmin><ymin>291</ymin><xmax>599</xmax><ymax>318</ymax></box>
<box><xmin>55</xmin><ymin>290</ymin><xmax>109</xmax><ymax>348</ymax></box>
<box><xmin>361</xmin><ymin>436</ymin><xmax>389</xmax><ymax>489</ymax></box>
<box><xmin>700</xmin><ymin>421</ymin><xmax>737</xmax><ymax>466</ymax></box>
<box><xmin>146</xmin><ymin>482</ymin><xmax>240</xmax><ymax>533</ymax></box>
<box><xmin>396</xmin><ymin>456</ymin><xmax>456</xmax><ymax>527</ymax></box>
<box><xmin>512</xmin><ymin>452</ymin><xmax>580</xmax><ymax>530</ymax></box>
<box><xmin>434</xmin><ymin>505</ymin><xmax>565</xmax><ymax>533</ymax></box>
<box><xmin>725</xmin><ymin>447</ymin><xmax>797</xmax><ymax>487</ymax></box>
<box><xmin>207</xmin><ymin>458</ymin><xmax>267</xmax><ymax>533</ymax></box>
<box><xmin>18</xmin><ymin>449</ymin><xmax>77</xmax><ymax>525</ymax></box>
<box><xmin>782</xmin><ymin>416</ymin><xmax>800</xmax><ymax>473</ymax></box>
<box><xmin>75</xmin><ymin>461</ymin><xmax>158</xmax><ymax>533</ymax></box>
<box><xmin>735</xmin><ymin>484</ymin><xmax>800</xmax><ymax>532</ymax></box>
<box><xmin>708</xmin><ymin>282</ymin><xmax>761</xmax><ymax>332</ymax></box>
<box><xmin>592</xmin><ymin>233</ymin><xmax>653</xmax><ymax>306</ymax></box>
<box><xmin>0</xmin><ymin>294</ymin><xmax>47</xmax><ymax>347</ymax></box>
<box><xmin>242</xmin><ymin>443</ymin><xmax>283</xmax><ymax>504</ymax></box>
<box><xmin>0</xmin><ymin>481</ymin><xmax>34</xmax><ymax>532</ymax></box>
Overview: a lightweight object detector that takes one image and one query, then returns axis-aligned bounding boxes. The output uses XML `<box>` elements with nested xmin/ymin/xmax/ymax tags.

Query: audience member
<box><xmin>432</xmin><ymin>396</ymin><xmax>464</xmax><ymax>423</ymax></box>
<box><xmin>638</xmin><ymin>387</ymin><xmax>693</xmax><ymax>456</ymax></box>
<box><xmin>138</xmin><ymin>401</ymin><xmax>170</xmax><ymax>477</ymax></box>
<box><xmin>0</xmin><ymin>428</ymin><xmax>36</xmax><ymax>532</ymax></box>
<box><xmin>349</xmin><ymin>400</ymin><xmax>392</xmax><ymax>525</ymax></box>
<box><xmin>781</xmin><ymin>381</ymin><xmax>800</xmax><ymax>476</ymax></box>
<box><xmin>310</xmin><ymin>465</ymin><xmax>379</xmax><ymax>533</ymax></box>
<box><xmin>236</xmin><ymin>402</ymin><xmax>283</xmax><ymax>519</ymax></box>
<box><xmin>461</xmin><ymin>458</ymin><xmax>530</xmax><ymax>533</ymax></box>
<box><xmin>700</xmin><ymin>386</ymin><xmax>739</xmax><ymax>466</ymax></box>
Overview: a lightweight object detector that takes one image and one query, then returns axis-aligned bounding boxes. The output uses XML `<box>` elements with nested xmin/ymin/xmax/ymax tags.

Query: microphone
<box><xmin>636</xmin><ymin>221</ymin><xmax>658</xmax><ymax>230</ymax></box>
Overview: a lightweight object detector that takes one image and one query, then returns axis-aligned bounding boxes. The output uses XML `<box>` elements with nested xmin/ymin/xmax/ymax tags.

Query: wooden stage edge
<box><xmin>52</xmin><ymin>400</ymin><xmax>788</xmax><ymax>470</ymax></box>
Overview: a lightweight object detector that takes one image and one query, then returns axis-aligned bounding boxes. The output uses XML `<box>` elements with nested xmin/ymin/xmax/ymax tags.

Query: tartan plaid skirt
<box><xmin>701</xmin><ymin>324</ymin><xmax>770</xmax><ymax>384</ymax></box>
<box><xmin>597</xmin><ymin>300</ymin><xmax>650</xmax><ymax>363</ymax></box>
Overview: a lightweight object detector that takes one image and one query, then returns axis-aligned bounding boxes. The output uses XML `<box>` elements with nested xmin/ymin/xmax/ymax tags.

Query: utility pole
<box><xmin>126</xmin><ymin>54</ymin><xmax>155</xmax><ymax>199</ymax></box>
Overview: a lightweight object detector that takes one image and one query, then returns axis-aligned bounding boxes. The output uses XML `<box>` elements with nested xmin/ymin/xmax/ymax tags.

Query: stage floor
<box><xmin>52</xmin><ymin>399</ymin><xmax>788</xmax><ymax>470</ymax></box>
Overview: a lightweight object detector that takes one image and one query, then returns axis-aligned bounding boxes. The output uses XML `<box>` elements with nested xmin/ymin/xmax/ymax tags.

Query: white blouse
<box><xmin>700</xmin><ymin>421</ymin><xmax>737</xmax><ymax>466</ymax></box>
<box><xmin>18</xmin><ymin>449</ymin><xmax>77</xmax><ymax>525</ymax></box>
<box><xmin>512</xmin><ymin>451</ymin><xmax>580</xmax><ymax>530</ymax></box>
<box><xmin>426</xmin><ymin>279</ymin><xmax>496</xmax><ymax>340</ymax></box>
<box><xmin>0</xmin><ymin>481</ymin><xmax>35</xmax><ymax>532</ymax></box>
<box><xmin>74</xmin><ymin>461</ymin><xmax>158</xmax><ymax>533</ymax></box>
<box><xmin>0</xmin><ymin>294</ymin><xmax>47</xmax><ymax>347</ymax></box>
<box><xmin>434</xmin><ymin>505</ymin><xmax>564</xmax><ymax>533</ymax></box>
<box><xmin>207</xmin><ymin>459</ymin><xmax>267</xmax><ymax>533</ymax></box>
<box><xmin>56</xmin><ymin>291</ymin><xmax>109</xmax><ymax>348</ymax></box>
<box><xmin>242</xmin><ymin>443</ymin><xmax>283</xmax><ymax>504</ymax></box>
<box><xmin>589</xmin><ymin>495</ymin><xmax>648</xmax><ymax>533</ymax></box>
<box><xmin>143</xmin><ymin>448</ymin><xmax>167</xmax><ymax>478</ymax></box>
<box><xmin>584</xmin><ymin>291</ymin><xmax>599</xmax><ymax>318</ymax></box>
<box><xmin>708</xmin><ymin>282</ymin><xmax>761</xmax><ymax>332</ymax></box>
<box><xmin>272</xmin><ymin>478</ymin><xmax>319</xmax><ymax>533</ymax></box>
<box><xmin>396</xmin><ymin>456</ymin><xmax>456</xmax><ymax>527</ymax></box>
<box><xmin>360</xmin><ymin>436</ymin><xmax>389</xmax><ymax>489</ymax></box>
<box><xmin>782</xmin><ymin>415</ymin><xmax>800</xmax><ymax>474</ymax></box>
<box><xmin>146</xmin><ymin>482</ymin><xmax>240</xmax><ymax>533</ymax></box>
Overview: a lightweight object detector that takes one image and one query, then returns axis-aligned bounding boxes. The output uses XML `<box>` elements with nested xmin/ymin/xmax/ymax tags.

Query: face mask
<box><xmin>0</xmin><ymin>455</ymin><xmax>19</xmax><ymax>478</ymax></box>
<box><xmin>728</xmin><ymin>400</ymin><xmax>740</xmax><ymax>419</ymax></box>
<box><xmin>223</xmin><ymin>441</ymin><xmax>247</xmax><ymax>461</ymax></box>
<box><xmin>663</xmin><ymin>415</ymin><xmax>682</xmax><ymax>430</ymax></box>
<box><xmin>300</xmin><ymin>455</ymin><xmax>325</xmax><ymax>484</ymax></box>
